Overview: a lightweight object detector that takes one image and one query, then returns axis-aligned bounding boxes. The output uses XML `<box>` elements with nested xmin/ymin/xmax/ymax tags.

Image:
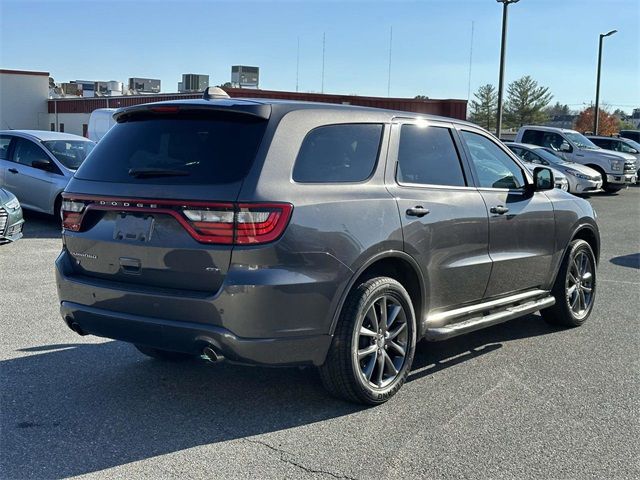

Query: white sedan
<box><xmin>507</xmin><ymin>142</ymin><xmax>602</xmax><ymax>194</ymax></box>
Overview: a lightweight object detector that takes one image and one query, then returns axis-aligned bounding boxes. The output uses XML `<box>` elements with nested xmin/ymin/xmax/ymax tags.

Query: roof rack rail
<box><xmin>203</xmin><ymin>86</ymin><xmax>230</xmax><ymax>100</ymax></box>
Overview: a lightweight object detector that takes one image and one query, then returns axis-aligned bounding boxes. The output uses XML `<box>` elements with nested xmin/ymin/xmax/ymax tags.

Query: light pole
<box><xmin>495</xmin><ymin>0</ymin><xmax>520</xmax><ymax>138</ymax></box>
<box><xmin>594</xmin><ymin>29</ymin><xmax>617</xmax><ymax>134</ymax></box>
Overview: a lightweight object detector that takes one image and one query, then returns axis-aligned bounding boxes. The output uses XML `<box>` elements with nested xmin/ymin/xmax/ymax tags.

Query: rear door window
<box><xmin>74</xmin><ymin>113</ymin><xmax>267</xmax><ymax>184</ymax></box>
<box><xmin>292</xmin><ymin>124</ymin><xmax>383</xmax><ymax>183</ymax></box>
<box><xmin>12</xmin><ymin>138</ymin><xmax>49</xmax><ymax>168</ymax></box>
<box><xmin>396</xmin><ymin>125</ymin><xmax>466</xmax><ymax>187</ymax></box>
<box><xmin>521</xmin><ymin>129</ymin><xmax>543</xmax><ymax>145</ymax></box>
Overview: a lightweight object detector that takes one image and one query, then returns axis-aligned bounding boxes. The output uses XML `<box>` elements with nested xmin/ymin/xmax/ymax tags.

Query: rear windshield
<box><xmin>74</xmin><ymin>113</ymin><xmax>267</xmax><ymax>184</ymax></box>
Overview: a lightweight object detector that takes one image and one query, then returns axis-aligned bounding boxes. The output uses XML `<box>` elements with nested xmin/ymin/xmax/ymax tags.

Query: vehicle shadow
<box><xmin>609</xmin><ymin>253</ymin><xmax>640</xmax><ymax>269</ymax></box>
<box><xmin>409</xmin><ymin>313</ymin><xmax>558</xmax><ymax>383</ymax></box>
<box><xmin>20</xmin><ymin>210</ymin><xmax>61</xmax><ymax>239</ymax></box>
<box><xmin>1</xmin><ymin>314</ymin><xmax>558</xmax><ymax>479</ymax></box>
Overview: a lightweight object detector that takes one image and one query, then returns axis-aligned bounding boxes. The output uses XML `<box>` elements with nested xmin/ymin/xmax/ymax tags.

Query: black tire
<box><xmin>542</xmin><ymin>239</ymin><xmax>596</xmax><ymax>327</ymax></box>
<box><xmin>589</xmin><ymin>165</ymin><xmax>621</xmax><ymax>194</ymax></box>
<box><xmin>134</xmin><ymin>344</ymin><xmax>194</xmax><ymax>361</ymax></box>
<box><xmin>319</xmin><ymin>277</ymin><xmax>417</xmax><ymax>405</ymax></box>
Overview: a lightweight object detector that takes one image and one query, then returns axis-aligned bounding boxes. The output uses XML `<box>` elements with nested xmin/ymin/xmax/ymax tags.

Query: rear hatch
<box><xmin>62</xmin><ymin>102</ymin><xmax>271</xmax><ymax>294</ymax></box>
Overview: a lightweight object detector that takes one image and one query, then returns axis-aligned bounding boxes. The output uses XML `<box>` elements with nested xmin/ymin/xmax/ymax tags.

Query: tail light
<box><xmin>61</xmin><ymin>194</ymin><xmax>292</xmax><ymax>245</ymax></box>
<box><xmin>61</xmin><ymin>199</ymin><xmax>87</xmax><ymax>231</ymax></box>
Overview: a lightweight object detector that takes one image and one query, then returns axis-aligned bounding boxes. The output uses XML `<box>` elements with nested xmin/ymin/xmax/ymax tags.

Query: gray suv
<box><xmin>56</xmin><ymin>94</ymin><xmax>600</xmax><ymax>404</ymax></box>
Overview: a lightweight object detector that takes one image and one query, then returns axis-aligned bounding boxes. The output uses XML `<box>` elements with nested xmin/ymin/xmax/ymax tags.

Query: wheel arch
<box><xmin>571</xmin><ymin>223</ymin><xmax>600</xmax><ymax>264</ymax></box>
<box><xmin>330</xmin><ymin>251</ymin><xmax>427</xmax><ymax>338</ymax></box>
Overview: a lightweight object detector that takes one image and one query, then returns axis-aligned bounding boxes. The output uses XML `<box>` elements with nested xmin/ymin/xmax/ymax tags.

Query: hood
<box><xmin>559</xmin><ymin>163</ymin><xmax>601</xmax><ymax>177</ymax></box>
<box><xmin>594</xmin><ymin>149</ymin><xmax>637</xmax><ymax>162</ymax></box>
<box><xmin>0</xmin><ymin>187</ymin><xmax>17</xmax><ymax>205</ymax></box>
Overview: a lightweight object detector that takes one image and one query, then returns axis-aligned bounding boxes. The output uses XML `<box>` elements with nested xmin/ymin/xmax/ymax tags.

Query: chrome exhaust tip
<box><xmin>202</xmin><ymin>345</ymin><xmax>224</xmax><ymax>363</ymax></box>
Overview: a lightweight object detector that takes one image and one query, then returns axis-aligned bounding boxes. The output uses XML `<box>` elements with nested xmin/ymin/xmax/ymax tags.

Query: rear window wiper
<box><xmin>128</xmin><ymin>168</ymin><xmax>190</xmax><ymax>178</ymax></box>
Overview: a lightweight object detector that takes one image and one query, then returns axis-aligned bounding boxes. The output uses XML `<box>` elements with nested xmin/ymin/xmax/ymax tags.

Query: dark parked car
<box><xmin>0</xmin><ymin>187</ymin><xmax>24</xmax><ymax>244</ymax></box>
<box><xmin>619</xmin><ymin>129</ymin><xmax>640</xmax><ymax>143</ymax></box>
<box><xmin>56</xmin><ymin>91</ymin><xmax>600</xmax><ymax>404</ymax></box>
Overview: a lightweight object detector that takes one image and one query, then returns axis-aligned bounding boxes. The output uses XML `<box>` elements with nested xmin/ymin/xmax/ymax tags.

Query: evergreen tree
<box><xmin>469</xmin><ymin>84</ymin><xmax>498</xmax><ymax>131</ymax></box>
<box><xmin>504</xmin><ymin>76</ymin><xmax>553</xmax><ymax>127</ymax></box>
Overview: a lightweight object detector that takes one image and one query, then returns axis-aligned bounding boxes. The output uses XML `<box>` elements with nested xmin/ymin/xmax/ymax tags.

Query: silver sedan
<box><xmin>0</xmin><ymin>130</ymin><xmax>95</xmax><ymax>215</ymax></box>
<box><xmin>507</xmin><ymin>142</ymin><xmax>602</xmax><ymax>194</ymax></box>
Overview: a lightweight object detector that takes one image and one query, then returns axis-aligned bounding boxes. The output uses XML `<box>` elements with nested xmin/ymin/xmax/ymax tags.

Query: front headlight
<box><xmin>565</xmin><ymin>168</ymin><xmax>590</xmax><ymax>180</ymax></box>
<box><xmin>5</xmin><ymin>197</ymin><xmax>20</xmax><ymax>210</ymax></box>
<box><xmin>610</xmin><ymin>159</ymin><xmax>623</xmax><ymax>171</ymax></box>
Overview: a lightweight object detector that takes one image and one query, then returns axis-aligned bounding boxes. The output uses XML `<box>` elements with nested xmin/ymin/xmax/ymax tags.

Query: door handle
<box><xmin>406</xmin><ymin>206</ymin><xmax>430</xmax><ymax>217</ymax></box>
<box><xmin>490</xmin><ymin>205</ymin><xmax>509</xmax><ymax>215</ymax></box>
<box><xmin>8</xmin><ymin>168</ymin><xmax>18</xmax><ymax>174</ymax></box>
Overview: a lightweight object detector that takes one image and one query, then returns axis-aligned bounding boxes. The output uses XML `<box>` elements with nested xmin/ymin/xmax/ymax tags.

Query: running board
<box><xmin>423</xmin><ymin>296</ymin><xmax>556</xmax><ymax>341</ymax></box>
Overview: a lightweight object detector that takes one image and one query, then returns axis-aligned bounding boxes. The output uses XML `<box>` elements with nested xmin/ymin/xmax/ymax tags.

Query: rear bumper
<box><xmin>60</xmin><ymin>301</ymin><xmax>331</xmax><ymax>366</ymax></box>
<box><xmin>55</xmin><ymin>248</ymin><xmax>346</xmax><ymax>366</ymax></box>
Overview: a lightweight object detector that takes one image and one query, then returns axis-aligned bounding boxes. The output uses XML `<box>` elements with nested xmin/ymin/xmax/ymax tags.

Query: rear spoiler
<box><xmin>114</xmin><ymin>99</ymin><xmax>271</xmax><ymax>122</ymax></box>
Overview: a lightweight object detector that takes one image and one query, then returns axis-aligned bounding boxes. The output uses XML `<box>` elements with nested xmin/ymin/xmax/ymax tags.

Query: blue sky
<box><xmin>1</xmin><ymin>0</ymin><xmax>638</xmax><ymax>113</ymax></box>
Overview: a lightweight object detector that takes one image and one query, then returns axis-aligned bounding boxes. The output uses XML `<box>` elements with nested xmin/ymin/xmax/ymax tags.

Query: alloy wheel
<box><xmin>566</xmin><ymin>250</ymin><xmax>594</xmax><ymax>319</ymax></box>
<box><xmin>354</xmin><ymin>295</ymin><xmax>409</xmax><ymax>388</ymax></box>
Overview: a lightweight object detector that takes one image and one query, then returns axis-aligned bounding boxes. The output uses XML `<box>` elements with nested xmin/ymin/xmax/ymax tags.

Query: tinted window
<box><xmin>521</xmin><ymin>129</ymin><xmax>543</xmax><ymax>145</ymax></box>
<box><xmin>521</xmin><ymin>130</ymin><xmax>565</xmax><ymax>150</ymax></box>
<box><xmin>12</xmin><ymin>139</ymin><xmax>50</xmax><ymax>167</ymax></box>
<box><xmin>461</xmin><ymin>131</ymin><xmax>525</xmax><ymax>189</ymax></box>
<box><xmin>397</xmin><ymin>125</ymin><xmax>466</xmax><ymax>187</ymax></box>
<box><xmin>293</xmin><ymin>124</ymin><xmax>382</xmax><ymax>183</ymax></box>
<box><xmin>0</xmin><ymin>136</ymin><xmax>11</xmax><ymax>160</ymax></box>
<box><xmin>75</xmin><ymin>114</ymin><xmax>267</xmax><ymax>185</ymax></box>
<box><xmin>590</xmin><ymin>138</ymin><xmax>612</xmax><ymax>149</ymax></box>
<box><xmin>43</xmin><ymin>140</ymin><xmax>95</xmax><ymax>170</ymax></box>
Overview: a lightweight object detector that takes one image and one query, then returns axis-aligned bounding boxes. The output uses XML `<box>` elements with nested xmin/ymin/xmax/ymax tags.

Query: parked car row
<box><xmin>513</xmin><ymin>126</ymin><xmax>637</xmax><ymax>193</ymax></box>
<box><xmin>505</xmin><ymin>143</ymin><xmax>602</xmax><ymax>194</ymax></box>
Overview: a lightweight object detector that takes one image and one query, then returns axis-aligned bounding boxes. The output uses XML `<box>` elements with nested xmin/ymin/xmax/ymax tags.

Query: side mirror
<box><xmin>32</xmin><ymin>159</ymin><xmax>53</xmax><ymax>171</ymax></box>
<box><xmin>559</xmin><ymin>141</ymin><xmax>572</xmax><ymax>153</ymax></box>
<box><xmin>533</xmin><ymin>167</ymin><xmax>554</xmax><ymax>191</ymax></box>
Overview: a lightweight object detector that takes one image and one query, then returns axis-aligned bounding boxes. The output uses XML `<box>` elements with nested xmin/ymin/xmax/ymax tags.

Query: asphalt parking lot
<box><xmin>1</xmin><ymin>187</ymin><xmax>638</xmax><ymax>480</ymax></box>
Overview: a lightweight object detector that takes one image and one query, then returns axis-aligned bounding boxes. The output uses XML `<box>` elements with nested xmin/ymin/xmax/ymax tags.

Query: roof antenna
<box><xmin>203</xmin><ymin>86</ymin><xmax>230</xmax><ymax>100</ymax></box>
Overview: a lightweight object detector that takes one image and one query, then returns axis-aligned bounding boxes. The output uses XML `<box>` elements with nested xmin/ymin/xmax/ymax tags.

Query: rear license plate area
<box><xmin>114</xmin><ymin>213</ymin><xmax>155</xmax><ymax>242</ymax></box>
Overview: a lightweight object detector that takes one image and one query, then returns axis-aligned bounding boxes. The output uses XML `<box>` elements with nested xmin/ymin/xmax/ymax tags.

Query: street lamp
<box><xmin>594</xmin><ymin>29</ymin><xmax>617</xmax><ymax>134</ymax></box>
<box><xmin>495</xmin><ymin>0</ymin><xmax>520</xmax><ymax>138</ymax></box>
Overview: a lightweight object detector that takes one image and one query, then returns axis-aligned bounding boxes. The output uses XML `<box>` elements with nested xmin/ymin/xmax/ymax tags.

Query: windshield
<box><xmin>43</xmin><ymin>140</ymin><xmax>95</xmax><ymax>170</ymax></box>
<box><xmin>624</xmin><ymin>139</ymin><xmax>640</xmax><ymax>151</ymax></box>
<box><xmin>564</xmin><ymin>132</ymin><xmax>599</xmax><ymax>150</ymax></box>
<box><xmin>534</xmin><ymin>148</ymin><xmax>569</xmax><ymax>165</ymax></box>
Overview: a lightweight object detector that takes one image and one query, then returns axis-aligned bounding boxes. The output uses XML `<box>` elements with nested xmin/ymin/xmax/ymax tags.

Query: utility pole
<box><xmin>495</xmin><ymin>0</ymin><xmax>520</xmax><ymax>138</ymax></box>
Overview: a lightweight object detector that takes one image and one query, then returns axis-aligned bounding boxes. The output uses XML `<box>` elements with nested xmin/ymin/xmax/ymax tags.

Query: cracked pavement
<box><xmin>1</xmin><ymin>187</ymin><xmax>639</xmax><ymax>479</ymax></box>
